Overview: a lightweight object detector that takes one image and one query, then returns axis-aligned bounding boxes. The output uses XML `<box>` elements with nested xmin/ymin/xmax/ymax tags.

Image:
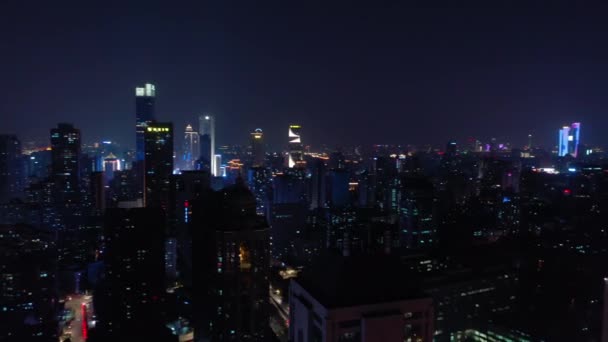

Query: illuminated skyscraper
<box><xmin>569</xmin><ymin>122</ymin><xmax>581</xmax><ymax>158</ymax></box>
<box><xmin>103</xmin><ymin>152</ymin><xmax>120</xmax><ymax>183</ymax></box>
<box><xmin>558</xmin><ymin>126</ymin><xmax>570</xmax><ymax>157</ymax></box>
<box><xmin>199</xmin><ymin>115</ymin><xmax>217</xmax><ymax>176</ymax></box>
<box><xmin>183</xmin><ymin>124</ymin><xmax>200</xmax><ymax>170</ymax></box>
<box><xmin>135</xmin><ymin>83</ymin><xmax>156</xmax><ymax>162</ymax></box>
<box><xmin>50</xmin><ymin>123</ymin><xmax>81</xmax><ymax>203</ymax></box>
<box><xmin>558</xmin><ymin>122</ymin><xmax>581</xmax><ymax>158</ymax></box>
<box><xmin>250</xmin><ymin>128</ymin><xmax>265</xmax><ymax>167</ymax></box>
<box><xmin>144</xmin><ymin>123</ymin><xmax>173</xmax><ymax>209</ymax></box>
<box><xmin>287</xmin><ymin>124</ymin><xmax>304</xmax><ymax>168</ymax></box>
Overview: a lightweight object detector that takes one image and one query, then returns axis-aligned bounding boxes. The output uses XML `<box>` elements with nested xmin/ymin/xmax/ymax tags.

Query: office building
<box><xmin>0</xmin><ymin>135</ymin><xmax>24</xmax><ymax>202</ymax></box>
<box><xmin>144</xmin><ymin>122</ymin><xmax>173</xmax><ymax>209</ymax></box>
<box><xmin>182</xmin><ymin>124</ymin><xmax>199</xmax><ymax>171</ymax></box>
<box><xmin>558</xmin><ymin>122</ymin><xmax>581</xmax><ymax>157</ymax></box>
<box><xmin>288</xmin><ymin>124</ymin><xmax>305</xmax><ymax>168</ymax></box>
<box><xmin>250</xmin><ymin>128</ymin><xmax>265</xmax><ymax>167</ymax></box>
<box><xmin>50</xmin><ymin>123</ymin><xmax>81</xmax><ymax>204</ymax></box>
<box><xmin>569</xmin><ymin>122</ymin><xmax>581</xmax><ymax>158</ymax></box>
<box><xmin>400</xmin><ymin>176</ymin><xmax>436</xmax><ymax>249</ymax></box>
<box><xmin>135</xmin><ymin>83</ymin><xmax>156</xmax><ymax>162</ymax></box>
<box><xmin>199</xmin><ymin>114</ymin><xmax>216</xmax><ymax>176</ymax></box>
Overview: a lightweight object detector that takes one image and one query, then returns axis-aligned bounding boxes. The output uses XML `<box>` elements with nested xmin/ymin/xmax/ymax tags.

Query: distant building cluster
<box><xmin>1</xmin><ymin>82</ymin><xmax>606</xmax><ymax>341</ymax></box>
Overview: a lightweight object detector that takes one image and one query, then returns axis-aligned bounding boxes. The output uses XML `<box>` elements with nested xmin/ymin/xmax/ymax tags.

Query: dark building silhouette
<box><xmin>0</xmin><ymin>224</ymin><xmax>57</xmax><ymax>341</ymax></box>
<box><xmin>93</xmin><ymin>207</ymin><xmax>169</xmax><ymax>340</ymax></box>
<box><xmin>0</xmin><ymin>135</ymin><xmax>24</xmax><ymax>202</ymax></box>
<box><xmin>250</xmin><ymin>128</ymin><xmax>265</xmax><ymax>167</ymax></box>
<box><xmin>50</xmin><ymin>123</ymin><xmax>81</xmax><ymax>204</ymax></box>
<box><xmin>192</xmin><ymin>178</ymin><xmax>270</xmax><ymax>341</ymax></box>
<box><xmin>309</xmin><ymin>157</ymin><xmax>327</xmax><ymax>210</ymax></box>
<box><xmin>144</xmin><ymin>122</ymin><xmax>173</xmax><ymax>209</ymax></box>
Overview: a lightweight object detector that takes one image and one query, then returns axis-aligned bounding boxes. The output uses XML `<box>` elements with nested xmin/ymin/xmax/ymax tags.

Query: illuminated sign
<box><xmin>147</xmin><ymin>127</ymin><xmax>170</xmax><ymax>132</ymax></box>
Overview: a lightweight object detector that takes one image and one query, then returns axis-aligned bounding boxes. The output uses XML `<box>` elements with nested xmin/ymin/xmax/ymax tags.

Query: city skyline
<box><xmin>4</xmin><ymin>3</ymin><xmax>608</xmax><ymax>341</ymax></box>
<box><xmin>2</xmin><ymin>2</ymin><xmax>607</xmax><ymax>148</ymax></box>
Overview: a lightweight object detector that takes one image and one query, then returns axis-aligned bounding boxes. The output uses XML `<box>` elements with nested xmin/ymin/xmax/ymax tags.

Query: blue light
<box><xmin>502</xmin><ymin>197</ymin><xmax>511</xmax><ymax>203</ymax></box>
<box><xmin>568</xmin><ymin>168</ymin><xmax>576</xmax><ymax>172</ymax></box>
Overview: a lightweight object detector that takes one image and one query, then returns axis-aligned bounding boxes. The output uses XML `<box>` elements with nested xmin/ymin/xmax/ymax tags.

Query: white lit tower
<box><xmin>199</xmin><ymin>114</ymin><xmax>217</xmax><ymax>176</ymax></box>
<box><xmin>135</xmin><ymin>83</ymin><xmax>156</xmax><ymax>162</ymax></box>
<box><xmin>183</xmin><ymin>124</ymin><xmax>200</xmax><ymax>170</ymax></box>
<box><xmin>287</xmin><ymin>124</ymin><xmax>304</xmax><ymax>168</ymax></box>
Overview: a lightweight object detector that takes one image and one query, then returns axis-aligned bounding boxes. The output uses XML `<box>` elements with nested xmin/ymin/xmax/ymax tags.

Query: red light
<box><xmin>563</xmin><ymin>189</ymin><xmax>572</xmax><ymax>195</ymax></box>
<box><xmin>81</xmin><ymin>304</ymin><xmax>88</xmax><ymax>340</ymax></box>
<box><xmin>184</xmin><ymin>200</ymin><xmax>189</xmax><ymax>208</ymax></box>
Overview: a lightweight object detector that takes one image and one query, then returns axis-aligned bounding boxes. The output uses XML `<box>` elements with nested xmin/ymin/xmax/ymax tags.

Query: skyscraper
<box><xmin>50</xmin><ymin>123</ymin><xmax>81</xmax><ymax>203</ymax></box>
<box><xmin>569</xmin><ymin>122</ymin><xmax>581</xmax><ymax>158</ymax></box>
<box><xmin>135</xmin><ymin>83</ymin><xmax>156</xmax><ymax>162</ymax></box>
<box><xmin>558</xmin><ymin>126</ymin><xmax>570</xmax><ymax>157</ymax></box>
<box><xmin>199</xmin><ymin>114</ymin><xmax>216</xmax><ymax>176</ymax></box>
<box><xmin>558</xmin><ymin>122</ymin><xmax>581</xmax><ymax>158</ymax></box>
<box><xmin>0</xmin><ymin>135</ymin><xmax>23</xmax><ymax>202</ymax></box>
<box><xmin>144</xmin><ymin>122</ymin><xmax>173</xmax><ymax>209</ymax></box>
<box><xmin>183</xmin><ymin>124</ymin><xmax>200</xmax><ymax>170</ymax></box>
<box><xmin>250</xmin><ymin>128</ymin><xmax>265</xmax><ymax>167</ymax></box>
<box><xmin>288</xmin><ymin>124</ymin><xmax>304</xmax><ymax>168</ymax></box>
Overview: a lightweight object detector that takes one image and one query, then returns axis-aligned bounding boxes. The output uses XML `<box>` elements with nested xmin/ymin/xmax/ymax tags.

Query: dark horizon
<box><xmin>1</xmin><ymin>2</ymin><xmax>607</xmax><ymax>149</ymax></box>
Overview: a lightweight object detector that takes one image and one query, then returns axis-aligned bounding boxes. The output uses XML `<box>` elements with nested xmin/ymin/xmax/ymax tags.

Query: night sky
<box><xmin>2</xmin><ymin>1</ymin><xmax>608</xmax><ymax>150</ymax></box>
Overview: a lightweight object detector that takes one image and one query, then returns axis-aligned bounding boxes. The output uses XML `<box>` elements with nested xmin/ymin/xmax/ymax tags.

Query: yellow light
<box><xmin>147</xmin><ymin>127</ymin><xmax>169</xmax><ymax>132</ymax></box>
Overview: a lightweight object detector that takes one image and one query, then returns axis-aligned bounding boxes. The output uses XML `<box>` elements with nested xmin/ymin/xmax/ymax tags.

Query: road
<box><xmin>60</xmin><ymin>293</ymin><xmax>94</xmax><ymax>342</ymax></box>
<box><xmin>269</xmin><ymin>287</ymin><xmax>289</xmax><ymax>342</ymax></box>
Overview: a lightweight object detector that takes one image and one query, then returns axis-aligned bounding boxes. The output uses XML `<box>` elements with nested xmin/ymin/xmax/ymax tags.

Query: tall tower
<box><xmin>250</xmin><ymin>128</ymin><xmax>265</xmax><ymax>167</ymax></box>
<box><xmin>199</xmin><ymin>115</ymin><xmax>216</xmax><ymax>176</ymax></box>
<box><xmin>144</xmin><ymin>122</ymin><xmax>173</xmax><ymax>209</ymax></box>
<box><xmin>183</xmin><ymin>124</ymin><xmax>200</xmax><ymax>171</ymax></box>
<box><xmin>558</xmin><ymin>126</ymin><xmax>570</xmax><ymax>157</ymax></box>
<box><xmin>287</xmin><ymin>124</ymin><xmax>304</xmax><ymax>168</ymax></box>
<box><xmin>569</xmin><ymin>122</ymin><xmax>581</xmax><ymax>158</ymax></box>
<box><xmin>135</xmin><ymin>83</ymin><xmax>156</xmax><ymax>162</ymax></box>
<box><xmin>50</xmin><ymin>123</ymin><xmax>81</xmax><ymax>203</ymax></box>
